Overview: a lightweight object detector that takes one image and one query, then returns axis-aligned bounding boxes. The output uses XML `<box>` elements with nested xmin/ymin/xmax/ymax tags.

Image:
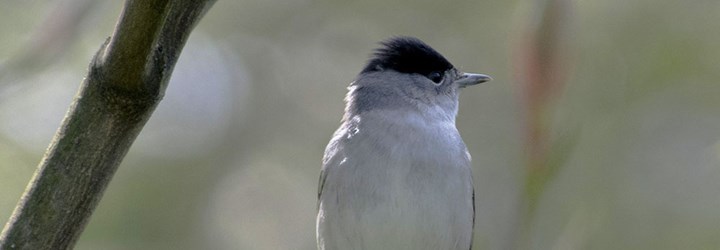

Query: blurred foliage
<box><xmin>1</xmin><ymin>0</ymin><xmax>720</xmax><ymax>249</ymax></box>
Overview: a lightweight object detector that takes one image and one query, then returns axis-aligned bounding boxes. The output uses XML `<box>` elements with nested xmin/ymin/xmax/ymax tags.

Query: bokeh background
<box><xmin>1</xmin><ymin>0</ymin><xmax>720</xmax><ymax>249</ymax></box>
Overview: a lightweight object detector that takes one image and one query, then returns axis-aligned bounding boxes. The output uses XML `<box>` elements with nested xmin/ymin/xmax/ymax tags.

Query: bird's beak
<box><xmin>455</xmin><ymin>73</ymin><xmax>492</xmax><ymax>88</ymax></box>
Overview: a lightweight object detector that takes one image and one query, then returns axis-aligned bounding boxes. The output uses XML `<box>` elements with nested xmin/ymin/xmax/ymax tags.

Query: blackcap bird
<box><xmin>317</xmin><ymin>36</ymin><xmax>491</xmax><ymax>250</ymax></box>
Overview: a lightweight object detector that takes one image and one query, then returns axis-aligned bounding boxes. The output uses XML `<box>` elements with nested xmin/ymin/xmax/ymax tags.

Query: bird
<box><xmin>316</xmin><ymin>36</ymin><xmax>491</xmax><ymax>250</ymax></box>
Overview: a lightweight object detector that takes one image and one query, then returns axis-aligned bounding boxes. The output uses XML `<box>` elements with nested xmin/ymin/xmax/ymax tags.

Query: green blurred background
<box><xmin>1</xmin><ymin>0</ymin><xmax>720</xmax><ymax>249</ymax></box>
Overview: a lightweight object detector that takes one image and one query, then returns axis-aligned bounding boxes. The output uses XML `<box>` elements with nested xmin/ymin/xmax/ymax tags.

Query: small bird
<box><xmin>316</xmin><ymin>37</ymin><xmax>491</xmax><ymax>250</ymax></box>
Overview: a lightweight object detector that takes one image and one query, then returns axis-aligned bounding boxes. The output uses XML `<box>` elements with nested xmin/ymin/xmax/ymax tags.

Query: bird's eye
<box><xmin>427</xmin><ymin>71</ymin><xmax>443</xmax><ymax>84</ymax></box>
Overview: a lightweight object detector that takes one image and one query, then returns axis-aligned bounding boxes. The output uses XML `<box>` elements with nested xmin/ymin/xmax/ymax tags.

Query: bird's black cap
<box><xmin>361</xmin><ymin>37</ymin><xmax>454</xmax><ymax>76</ymax></box>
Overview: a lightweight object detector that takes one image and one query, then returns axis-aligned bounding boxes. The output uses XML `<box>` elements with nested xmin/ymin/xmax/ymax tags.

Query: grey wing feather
<box><xmin>317</xmin><ymin>168</ymin><xmax>328</xmax><ymax>209</ymax></box>
<box><xmin>318</xmin><ymin>127</ymin><xmax>346</xmax><ymax>209</ymax></box>
<box><xmin>469</xmin><ymin>188</ymin><xmax>475</xmax><ymax>250</ymax></box>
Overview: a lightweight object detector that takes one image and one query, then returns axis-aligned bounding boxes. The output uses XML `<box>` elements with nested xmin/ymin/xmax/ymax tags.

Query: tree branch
<box><xmin>0</xmin><ymin>0</ymin><xmax>217</xmax><ymax>249</ymax></box>
<box><xmin>101</xmin><ymin>0</ymin><xmax>171</xmax><ymax>91</ymax></box>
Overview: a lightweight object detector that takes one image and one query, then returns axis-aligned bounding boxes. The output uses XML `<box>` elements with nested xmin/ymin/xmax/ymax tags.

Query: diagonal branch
<box><xmin>0</xmin><ymin>0</ymin><xmax>217</xmax><ymax>249</ymax></box>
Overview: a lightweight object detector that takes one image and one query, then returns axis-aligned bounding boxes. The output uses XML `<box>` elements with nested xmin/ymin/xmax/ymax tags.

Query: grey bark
<box><xmin>0</xmin><ymin>0</ymin><xmax>217</xmax><ymax>249</ymax></box>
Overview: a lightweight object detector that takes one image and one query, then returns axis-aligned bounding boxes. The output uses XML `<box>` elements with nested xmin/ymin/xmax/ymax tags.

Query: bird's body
<box><xmin>317</xmin><ymin>37</ymin><xmax>489</xmax><ymax>250</ymax></box>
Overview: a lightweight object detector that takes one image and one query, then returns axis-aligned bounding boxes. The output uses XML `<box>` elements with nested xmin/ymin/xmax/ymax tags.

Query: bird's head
<box><xmin>347</xmin><ymin>36</ymin><xmax>491</xmax><ymax>118</ymax></box>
